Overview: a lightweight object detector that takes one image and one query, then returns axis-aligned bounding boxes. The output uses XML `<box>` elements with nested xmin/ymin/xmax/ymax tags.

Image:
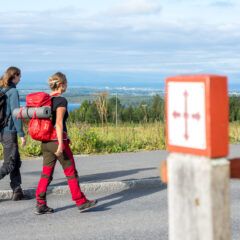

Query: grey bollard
<box><xmin>13</xmin><ymin>106</ymin><xmax>51</xmax><ymax>119</ymax></box>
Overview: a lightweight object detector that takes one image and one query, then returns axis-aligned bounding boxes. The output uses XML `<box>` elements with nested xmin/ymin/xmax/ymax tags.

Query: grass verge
<box><xmin>0</xmin><ymin>121</ymin><xmax>239</xmax><ymax>159</ymax></box>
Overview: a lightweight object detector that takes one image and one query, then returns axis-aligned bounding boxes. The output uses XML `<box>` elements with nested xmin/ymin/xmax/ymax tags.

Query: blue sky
<box><xmin>0</xmin><ymin>0</ymin><xmax>240</xmax><ymax>88</ymax></box>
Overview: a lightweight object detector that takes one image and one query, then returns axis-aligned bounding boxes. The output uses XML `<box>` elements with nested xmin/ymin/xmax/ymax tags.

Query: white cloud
<box><xmin>0</xmin><ymin>0</ymin><xmax>240</xmax><ymax>85</ymax></box>
<box><xmin>210</xmin><ymin>1</ymin><xmax>234</xmax><ymax>7</ymax></box>
<box><xmin>109</xmin><ymin>0</ymin><xmax>161</xmax><ymax>16</ymax></box>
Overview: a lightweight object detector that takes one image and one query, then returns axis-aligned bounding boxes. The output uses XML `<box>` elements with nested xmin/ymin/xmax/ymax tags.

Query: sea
<box><xmin>18</xmin><ymin>85</ymin><xmax>240</xmax><ymax>112</ymax></box>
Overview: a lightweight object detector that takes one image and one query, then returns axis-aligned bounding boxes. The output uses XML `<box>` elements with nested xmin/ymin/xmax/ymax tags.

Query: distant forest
<box><xmin>68</xmin><ymin>95</ymin><xmax>240</xmax><ymax>124</ymax></box>
<box><xmin>229</xmin><ymin>95</ymin><xmax>240</xmax><ymax>122</ymax></box>
<box><xmin>68</xmin><ymin>94</ymin><xmax>165</xmax><ymax>124</ymax></box>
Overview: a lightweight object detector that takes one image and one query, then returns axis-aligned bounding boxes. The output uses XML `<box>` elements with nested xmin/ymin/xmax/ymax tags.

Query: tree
<box><xmin>94</xmin><ymin>92</ymin><xmax>109</xmax><ymax>127</ymax></box>
<box><xmin>150</xmin><ymin>94</ymin><xmax>165</xmax><ymax>122</ymax></box>
<box><xmin>229</xmin><ymin>96</ymin><xmax>240</xmax><ymax>122</ymax></box>
<box><xmin>85</xmin><ymin>102</ymin><xmax>100</xmax><ymax>124</ymax></box>
<box><xmin>107</xmin><ymin>96</ymin><xmax>121</xmax><ymax>123</ymax></box>
<box><xmin>78</xmin><ymin>100</ymin><xmax>91</xmax><ymax>122</ymax></box>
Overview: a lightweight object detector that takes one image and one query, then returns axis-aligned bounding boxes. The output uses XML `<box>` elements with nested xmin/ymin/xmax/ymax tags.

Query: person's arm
<box><xmin>55</xmin><ymin>106</ymin><xmax>66</xmax><ymax>156</ymax></box>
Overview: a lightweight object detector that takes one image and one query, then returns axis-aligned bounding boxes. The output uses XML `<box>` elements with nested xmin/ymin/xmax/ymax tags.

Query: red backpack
<box><xmin>21</xmin><ymin>92</ymin><xmax>66</xmax><ymax>141</ymax></box>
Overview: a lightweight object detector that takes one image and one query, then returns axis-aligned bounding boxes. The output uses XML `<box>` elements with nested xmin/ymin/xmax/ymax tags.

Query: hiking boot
<box><xmin>12</xmin><ymin>186</ymin><xmax>30</xmax><ymax>201</ymax></box>
<box><xmin>34</xmin><ymin>204</ymin><xmax>54</xmax><ymax>215</ymax></box>
<box><xmin>77</xmin><ymin>200</ymin><xmax>98</xmax><ymax>212</ymax></box>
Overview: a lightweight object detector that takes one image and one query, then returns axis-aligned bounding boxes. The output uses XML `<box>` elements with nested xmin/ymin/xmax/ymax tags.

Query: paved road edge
<box><xmin>0</xmin><ymin>178</ymin><xmax>166</xmax><ymax>200</ymax></box>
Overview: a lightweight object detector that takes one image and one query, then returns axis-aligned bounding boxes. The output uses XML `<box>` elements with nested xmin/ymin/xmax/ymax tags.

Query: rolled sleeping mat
<box><xmin>13</xmin><ymin>106</ymin><xmax>51</xmax><ymax>119</ymax></box>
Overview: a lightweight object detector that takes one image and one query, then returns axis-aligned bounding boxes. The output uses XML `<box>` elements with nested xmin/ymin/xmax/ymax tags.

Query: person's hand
<box><xmin>55</xmin><ymin>146</ymin><xmax>63</xmax><ymax>157</ymax></box>
<box><xmin>21</xmin><ymin>137</ymin><xmax>26</xmax><ymax>147</ymax></box>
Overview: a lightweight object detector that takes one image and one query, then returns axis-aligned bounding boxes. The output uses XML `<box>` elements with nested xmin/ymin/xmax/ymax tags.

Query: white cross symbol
<box><xmin>172</xmin><ymin>90</ymin><xmax>201</xmax><ymax>140</ymax></box>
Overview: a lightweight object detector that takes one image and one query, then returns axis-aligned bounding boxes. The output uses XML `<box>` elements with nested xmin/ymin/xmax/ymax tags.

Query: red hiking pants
<box><xmin>36</xmin><ymin>141</ymin><xmax>87</xmax><ymax>206</ymax></box>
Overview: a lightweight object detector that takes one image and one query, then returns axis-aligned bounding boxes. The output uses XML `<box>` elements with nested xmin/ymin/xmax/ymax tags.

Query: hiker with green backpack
<box><xmin>0</xmin><ymin>66</ymin><xmax>29</xmax><ymax>200</ymax></box>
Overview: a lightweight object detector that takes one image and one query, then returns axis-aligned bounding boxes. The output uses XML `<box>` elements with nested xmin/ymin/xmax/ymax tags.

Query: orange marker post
<box><xmin>159</xmin><ymin>161</ymin><xmax>168</xmax><ymax>183</ymax></box>
<box><xmin>166</xmin><ymin>74</ymin><xmax>228</xmax><ymax>158</ymax></box>
<box><xmin>166</xmin><ymin>74</ymin><xmax>230</xmax><ymax>240</ymax></box>
<box><xmin>229</xmin><ymin>158</ymin><xmax>240</xmax><ymax>179</ymax></box>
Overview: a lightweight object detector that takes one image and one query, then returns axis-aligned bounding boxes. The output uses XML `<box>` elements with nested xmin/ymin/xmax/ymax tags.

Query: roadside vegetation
<box><xmin>12</xmin><ymin>121</ymin><xmax>166</xmax><ymax>159</ymax></box>
<box><xmin>0</xmin><ymin>94</ymin><xmax>239</xmax><ymax>159</ymax></box>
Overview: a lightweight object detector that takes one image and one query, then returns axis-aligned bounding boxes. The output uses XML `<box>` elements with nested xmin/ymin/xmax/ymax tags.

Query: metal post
<box><xmin>116</xmin><ymin>93</ymin><xmax>118</xmax><ymax>127</ymax></box>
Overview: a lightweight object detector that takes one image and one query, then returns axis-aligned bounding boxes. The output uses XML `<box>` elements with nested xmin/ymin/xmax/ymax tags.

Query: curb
<box><xmin>0</xmin><ymin>178</ymin><xmax>165</xmax><ymax>200</ymax></box>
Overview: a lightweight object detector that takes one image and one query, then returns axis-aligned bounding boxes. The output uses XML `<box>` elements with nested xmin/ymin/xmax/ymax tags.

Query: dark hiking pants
<box><xmin>0</xmin><ymin>133</ymin><xmax>22</xmax><ymax>190</ymax></box>
<box><xmin>36</xmin><ymin>141</ymin><xmax>87</xmax><ymax>206</ymax></box>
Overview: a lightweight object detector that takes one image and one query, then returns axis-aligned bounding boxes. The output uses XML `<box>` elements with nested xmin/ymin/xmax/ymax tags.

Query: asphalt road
<box><xmin>1</xmin><ymin>143</ymin><xmax>240</xmax><ymax>191</ymax></box>
<box><xmin>0</xmin><ymin>150</ymin><xmax>167</xmax><ymax>191</ymax></box>
<box><xmin>1</xmin><ymin>146</ymin><xmax>240</xmax><ymax>239</ymax></box>
<box><xmin>1</xmin><ymin>180</ymin><xmax>240</xmax><ymax>240</ymax></box>
<box><xmin>0</xmin><ymin>184</ymin><xmax>168</xmax><ymax>240</ymax></box>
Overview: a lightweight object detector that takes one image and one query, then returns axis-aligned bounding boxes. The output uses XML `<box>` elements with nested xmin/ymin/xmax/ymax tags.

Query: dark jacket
<box><xmin>0</xmin><ymin>82</ymin><xmax>24</xmax><ymax>137</ymax></box>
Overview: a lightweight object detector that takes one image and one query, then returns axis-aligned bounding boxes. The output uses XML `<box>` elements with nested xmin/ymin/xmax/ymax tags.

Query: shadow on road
<box><xmin>92</xmin><ymin>184</ymin><xmax>167</xmax><ymax>213</ymax></box>
<box><xmin>50</xmin><ymin>167</ymin><xmax>157</xmax><ymax>187</ymax></box>
<box><xmin>55</xmin><ymin>183</ymin><xmax>167</xmax><ymax>213</ymax></box>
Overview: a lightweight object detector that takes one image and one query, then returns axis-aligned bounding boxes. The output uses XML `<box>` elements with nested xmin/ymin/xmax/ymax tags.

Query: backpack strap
<box><xmin>5</xmin><ymin>86</ymin><xmax>14</xmax><ymax>129</ymax></box>
<box><xmin>0</xmin><ymin>86</ymin><xmax>12</xmax><ymax>97</ymax></box>
<box><xmin>50</xmin><ymin>93</ymin><xmax>62</xmax><ymax>97</ymax></box>
<box><xmin>0</xmin><ymin>86</ymin><xmax>13</xmax><ymax>129</ymax></box>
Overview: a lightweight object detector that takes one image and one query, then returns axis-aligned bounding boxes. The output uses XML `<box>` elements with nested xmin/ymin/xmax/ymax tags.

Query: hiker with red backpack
<box><xmin>34</xmin><ymin>72</ymin><xmax>97</xmax><ymax>215</ymax></box>
<box><xmin>0</xmin><ymin>66</ymin><xmax>29</xmax><ymax>200</ymax></box>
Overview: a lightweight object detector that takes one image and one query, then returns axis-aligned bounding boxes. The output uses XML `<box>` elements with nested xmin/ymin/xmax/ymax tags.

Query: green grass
<box><xmin>0</xmin><ymin>121</ymin><xmax>239</xmax><ymax>160</ymax></box>
<box><xmin>229</xmin><ymin>121</ymin><xmax>240</xmax><ymax>143</ymax></box>
<box><xmin>12</xmin><ymin>122</ymin><xmax>166</xmax><ymax>159</ymax></box>
<box><xmin>68</xmin><ymin>122</ymin><xmax>166</xmax><ymax>154</ymax></box>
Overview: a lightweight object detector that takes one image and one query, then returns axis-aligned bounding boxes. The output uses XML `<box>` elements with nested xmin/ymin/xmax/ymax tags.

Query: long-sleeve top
<box><xmin>0</xmin><ymin>82</ymin><xmax>25</xmax><ymax>137</ymax></box>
